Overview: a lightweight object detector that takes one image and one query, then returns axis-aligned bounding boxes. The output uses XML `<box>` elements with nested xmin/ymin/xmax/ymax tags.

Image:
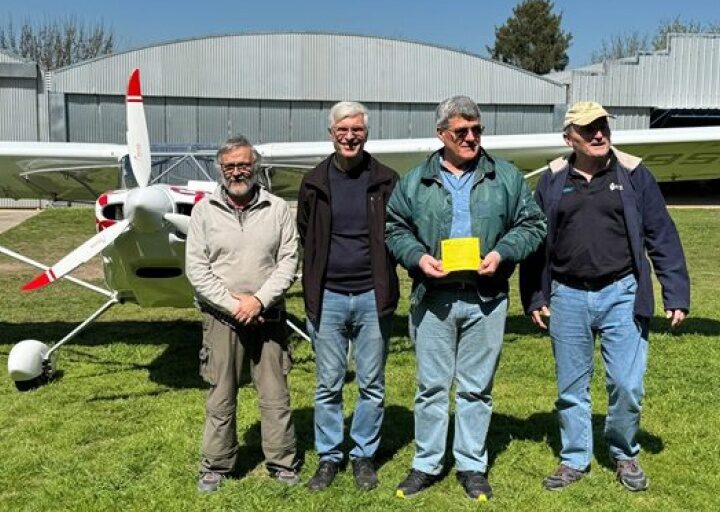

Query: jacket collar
<box><xmin>304</xmin><ymin>151</ymin><xmax>394</xmax><ymax>194</ymax></box>
<box><xmin>209</xmin><ymin>184</ymin><xmax>270</xmax><ymax>212</ymax></box>
<box><xmin>548</xmin><ymin>146</ymin><xmax>642</xmax><ymax>174</ymax></box>
<box><xmin>420</xmin><ymin>148</ymin><xmax>496</xmax><ymax>183</ymax></box>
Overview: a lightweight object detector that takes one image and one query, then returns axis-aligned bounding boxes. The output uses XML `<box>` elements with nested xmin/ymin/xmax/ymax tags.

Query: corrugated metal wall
<box><xmin>64</xmin><ymin>94</ymin><xmax>557</xmax><ymax>145</ymax></box>
<box><xmin>568</xmin><ymin>33</ymin><xmax>720</xmax><ymax>110</ymax></box>
<box><xmin>52</xmin><ymin>33</ymin><xmax>565</xmax><ymax>105</ymax></box>
<box><xmin>0</xmin><ymin>59</ymin><xmax>39</xmax><ymax>140</ymax></box>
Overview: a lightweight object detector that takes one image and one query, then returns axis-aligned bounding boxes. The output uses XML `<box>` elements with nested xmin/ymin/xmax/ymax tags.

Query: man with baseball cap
<box><xmin>520</xmin><ymin>101</ymin><xmax>690</xmax><ymax>492</ymax></box>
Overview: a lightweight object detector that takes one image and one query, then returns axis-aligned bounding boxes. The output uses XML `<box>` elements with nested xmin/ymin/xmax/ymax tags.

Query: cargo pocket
<box><xmin>282</xmin><ymin>344</ymin><xmax>293</xmax><ymax>376</ymax></box>
<box><xmin>199</xmin><ymin>343</ymin><xmax>216</xmax><ymax>386</ymax></box>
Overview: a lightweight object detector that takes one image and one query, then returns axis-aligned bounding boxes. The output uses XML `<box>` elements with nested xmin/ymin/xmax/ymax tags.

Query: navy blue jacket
<box><xmin>520</xmin><ymin>148</ymin><xmax>690</xmax><ymax>319</ymax></box>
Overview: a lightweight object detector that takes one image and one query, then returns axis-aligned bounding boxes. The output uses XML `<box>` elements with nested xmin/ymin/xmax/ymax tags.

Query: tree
<box><xmin>487</xmin><ymin>0</ymin><xmax>572</xmax><ymax>74</ymax></box>
<box><xmin>0</xmin><ymin>17</ymin><xmax>114</xmax><ymax>70</ymax></box>
<box><xmin>591</xmin><ymin>17</ymin><xmax>720</xmax><ymax>63</ymax></box>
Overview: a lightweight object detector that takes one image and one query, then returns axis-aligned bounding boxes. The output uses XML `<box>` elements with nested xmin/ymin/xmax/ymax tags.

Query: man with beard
<box><xmin>520</xmin><ymin>102</ymin><xmax>689</xmax><ymax>492</ymax></box>
<box><xmin>386</xmin><ymin>96</ymin><xmax>546</xmax><ymax>501</ymax></box>
<box><xmin>297</xmin><ymin>102</ymin><xmax>399</xmax><ymax>491</ymax></box>
<box><xmin>186</xmin><ymin>136</ymin><xmax>300</xmax><ymax>492</ymax></box>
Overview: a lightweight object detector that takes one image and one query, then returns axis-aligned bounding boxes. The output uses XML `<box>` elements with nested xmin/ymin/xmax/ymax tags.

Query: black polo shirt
<box><xmin>551</xmin><ymin>159</ymin><xmax>634</xmax><ymax>284</ymax></box>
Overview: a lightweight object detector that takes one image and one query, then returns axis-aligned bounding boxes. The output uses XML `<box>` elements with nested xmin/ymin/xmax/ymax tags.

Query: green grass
<box><xmin>1</xmin><ymin>208</ymin><xmax>719</xmax><ymax>511</ymax></box>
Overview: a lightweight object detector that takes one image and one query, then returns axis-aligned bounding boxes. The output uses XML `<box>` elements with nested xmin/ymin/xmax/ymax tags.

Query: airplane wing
<box><xmin>258</xmin><ymin>126</ymin><xmax>720</xmax><ymax>196</ymax></box>
<box><xmin>0</xmin><ymin>142</ymin><xmax>126</xmax><ymax>202</ymax></box>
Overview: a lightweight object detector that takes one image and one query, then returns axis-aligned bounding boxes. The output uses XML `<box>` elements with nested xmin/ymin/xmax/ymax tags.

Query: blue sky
<box><xmin>1</xmin><ymin>0</ymin><xmax>718</xmax><ymax>67</ymax></box>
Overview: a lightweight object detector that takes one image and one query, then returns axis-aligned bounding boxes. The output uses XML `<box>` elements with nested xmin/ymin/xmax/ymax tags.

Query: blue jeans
<box><xmin>549</xmin><ymin>274</ymin><xmax>648</xmax><ymax>470</ymax></box>
<box><xmin>307</xmin><ymin>289</ymin><xmax>392</xmax><ymax>462</ymax></box>
<box><xmin>411</xmin><ymin>289</ymin><xmax>508</xmax><ymax>475</ymax></box>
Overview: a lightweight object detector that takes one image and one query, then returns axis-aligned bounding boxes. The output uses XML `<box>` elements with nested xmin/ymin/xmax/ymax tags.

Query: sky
<box><xmin>1</xmin><ymin>0</ymin><xmax>719</xmax><ymax>68</ymax></box>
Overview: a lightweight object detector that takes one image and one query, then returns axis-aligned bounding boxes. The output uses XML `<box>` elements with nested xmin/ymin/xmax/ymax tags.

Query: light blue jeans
<box><xmin>307</xmin><ymin>289</ymin><xmax>392</xmax><ymax>462</ymax></box>
<box><xmin>411</xmin><ymin>289</ymin><xmax>508</xmax><ymax>475</ymax></box>
<box><xmin>549</xmin><ymin>274</ymin><xmax>648</xmax><ymax>470</ymax></box>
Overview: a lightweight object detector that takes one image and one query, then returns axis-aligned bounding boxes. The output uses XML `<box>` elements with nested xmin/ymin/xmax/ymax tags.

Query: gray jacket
<box><xmin>186</xmin><ymin>185</ymin><xmax>299</xmax><ymax>314</ymax></box>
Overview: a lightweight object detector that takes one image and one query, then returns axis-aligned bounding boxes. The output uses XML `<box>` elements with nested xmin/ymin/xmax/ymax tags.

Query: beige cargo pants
<box><xmin>198</xmin><ymin>313</ymin><xmax>297</xmax><ymax>474</ymax></box>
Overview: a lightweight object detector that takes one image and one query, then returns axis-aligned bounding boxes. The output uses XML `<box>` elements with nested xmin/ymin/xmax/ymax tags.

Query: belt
<box><xmin>554</xmin><ymin>270</ymin><xmax>633</xmax><ymax>291</ymax></box>
<box><xmin>431</xmin><ymin>280</ymin><xmax>477</xmax><ymax>291</ymax></box>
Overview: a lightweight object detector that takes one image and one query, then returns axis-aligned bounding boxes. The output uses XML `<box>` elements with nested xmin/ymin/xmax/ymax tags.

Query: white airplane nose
<box><xmin>124</xmin><ymin>186</ymin><xmax>174</xmax><ymax>233</ymax></box>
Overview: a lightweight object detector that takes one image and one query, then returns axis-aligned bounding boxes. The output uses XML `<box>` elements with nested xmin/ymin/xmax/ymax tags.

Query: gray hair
<box><xmin>436</xmin><ymin>96</ymin><xmax>481</xmax><ymax>129</ymax></box>
<box><xmin>328</xmin><ymin>101</ymin><xmax>369</xmax><ymax>129</ymax></box>
<box><xmin>216</xmin><ymin>135</ymin><xmax>261</xmax><ymax>169</ymax></box>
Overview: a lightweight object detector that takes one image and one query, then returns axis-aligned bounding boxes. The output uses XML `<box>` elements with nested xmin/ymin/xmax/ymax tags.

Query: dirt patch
<box><xmin>0</xmin><ymin>209</ymin><xmax>40</xmax><ymax>235</ymax></box>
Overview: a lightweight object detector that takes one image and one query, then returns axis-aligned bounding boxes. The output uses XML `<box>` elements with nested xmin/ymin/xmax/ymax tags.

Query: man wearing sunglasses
<box><xmin>187</xmin><ymin>136</ymin><xmax>301</xmax><ymax>492</ymax></box>
<box><xmin>297</xmin><ymin>102</ymin><xmax>399</xmax><ymax>491</ymax></box>
<box><xmin>520</xmin><ymin>101</ymin><xmax>689</xmax><ymax>492</ymax></box>
<box><xmin>386</xmin><ymin>96</ymin><xmax>546</xmax><ymax>501</ymax></box>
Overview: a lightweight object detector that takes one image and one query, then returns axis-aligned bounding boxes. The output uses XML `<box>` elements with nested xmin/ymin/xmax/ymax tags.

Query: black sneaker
<box><xmin>307</xmin><ymin>460</ymin><xmax>339</xmax><ymax>491</ymax></box>
<box><xmin>615</xmin><ymin>459</ymin><xmax>648</xmax><ymax>491</ymax></box>
<box><xmin>396</xmin><ymin>469</ymin><xmax>438</xmax><ymax>498</ymax></box>
<box><xmin>457</xmin><ymin>471</ymin><xmax>493</xmax><ymax>501</ymax></box>
<box><xmin>542</xmin><ymin>464</ymin><xmax>587</xmax><ymax>491</ymax></box>
<box><xmin>351</xmin><ymin>458</ymin><xmax>378</xmax><ymax>490</ymax></box>
<box><xmin>197</xmin><ymin>471</ymin><xmax>225</xmax><ymax>493</ymax></box>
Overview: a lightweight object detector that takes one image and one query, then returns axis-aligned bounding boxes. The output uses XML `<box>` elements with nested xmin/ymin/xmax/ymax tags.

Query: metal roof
<box><xmin>51</xmin><ymin>32</ymin><xmax>565</xmax><ymax>105</ymax></box>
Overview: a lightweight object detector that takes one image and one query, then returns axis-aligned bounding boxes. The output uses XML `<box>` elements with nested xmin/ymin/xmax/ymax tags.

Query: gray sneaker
<box><xmin>615</xmin><ymin>459</ymin><xmax>648</xmax><ymax>491</ymax></box>
<box><xmin>273</xmin><ymin>469</ymin><xmax>301</xmax><ymax>486</ymax></box>
<box><xmin>197</xmin><ymin>472</ymin><xmax>225</xmax><ymax>493</ymax></box>
<box><xmin>542</xmin><ymin>464</ymin><xmax>587</xmax><ymax>491</ymax></box>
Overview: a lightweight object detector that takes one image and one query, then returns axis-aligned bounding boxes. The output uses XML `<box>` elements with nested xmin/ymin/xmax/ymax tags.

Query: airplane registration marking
<box><xmin>642</xmin><ymin>151</ymin><xmax>720</xmax><ymax>166</ymax></box>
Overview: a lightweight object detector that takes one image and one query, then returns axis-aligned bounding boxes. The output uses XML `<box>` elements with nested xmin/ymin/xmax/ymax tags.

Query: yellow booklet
<box><xmin>441</xmin><ymin>237</ymin><xmax>481</xmax><ymax>273</ymax></box>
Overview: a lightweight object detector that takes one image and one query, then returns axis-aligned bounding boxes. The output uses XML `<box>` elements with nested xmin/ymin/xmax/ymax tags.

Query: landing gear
<box><xmin>7</xmin><ymin>296</ymin><xmax>119</xmax><ymax>391</ymax></box>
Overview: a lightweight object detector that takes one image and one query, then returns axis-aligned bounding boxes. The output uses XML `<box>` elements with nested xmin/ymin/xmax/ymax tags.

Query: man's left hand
<box><xmin>478</xmin><ymin>251</ymin><xmax>502</xmax><ymax>276</ymax></box>
<box><xmin>666</xmin><ymin>309</ymin><xmax>686</xmax><ymax>328</ymax></box>
<box><xmin>231</xmin><ymin>292</ymin><xmax>263</xmax><ymax>325</ymax></box>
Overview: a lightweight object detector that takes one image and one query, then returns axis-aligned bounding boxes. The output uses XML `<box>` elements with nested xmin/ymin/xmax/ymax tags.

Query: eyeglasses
<box><xmin>331</xmin><ymin>126</ymin><xmax>367</xmax><ymax>137</ymax></box>
<box><xmin>220</xmin><ymin>162</ymin><xmax>255</xmax><ymax>173</ymax></box>
<box><xmin>446</xmin><ymin>125</ymin><xmax>484</xmax><ymax>140</ymax></box>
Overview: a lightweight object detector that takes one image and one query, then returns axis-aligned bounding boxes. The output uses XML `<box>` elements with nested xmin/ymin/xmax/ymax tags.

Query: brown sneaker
<box><xmin>542</xmin><ymin>464</ymin><xmax>587</xmax><ymax>491</ymax></box>
<box><xmin>615</xmin><ymin>459</ymin><xmax>648</xmax><ymax>491</ymax></box>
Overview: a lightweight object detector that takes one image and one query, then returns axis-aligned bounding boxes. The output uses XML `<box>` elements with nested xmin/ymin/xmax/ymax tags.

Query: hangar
<box><xmin>3</xmin><ymin>32</ymin><xmax>567</xmax><ymax>145</ymax></box>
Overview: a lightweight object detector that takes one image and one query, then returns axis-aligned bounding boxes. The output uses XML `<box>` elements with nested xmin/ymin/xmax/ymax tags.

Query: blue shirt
<box><xmin>439</xmin><ymin>157</ymin><xmax>476</xmax><ymax>238</ymax></box>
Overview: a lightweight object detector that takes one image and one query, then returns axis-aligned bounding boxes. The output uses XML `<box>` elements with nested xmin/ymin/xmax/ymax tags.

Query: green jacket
<box><xmin>385</xmin><ymin>149</ymin><xmax>546</xmax><ymax>305</ymax></box>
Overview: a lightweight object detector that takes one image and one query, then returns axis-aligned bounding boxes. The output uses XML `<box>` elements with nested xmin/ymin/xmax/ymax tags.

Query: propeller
<box><xmin>126</xmin><ymin>68</ymin><xmax>151</xmax><ymax>188</ymax></box>
<box><xmin>21</xmin><ymin>68</ymin><xmax>153</xmax><ymax>292</ymax></box>
<box><xmin>22</xmin><ymin>219</ymin><xmax>130</xmax><ymax>291</ymax></box>
<box><xmin>164</xmin><ymin>213</ymin><xmax>190</xmax><ymax>235</ymax></box>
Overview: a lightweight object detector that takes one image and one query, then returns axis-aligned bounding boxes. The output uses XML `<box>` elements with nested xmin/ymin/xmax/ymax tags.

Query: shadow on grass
<box><xmin>229</xmin><ymin>403</ymin><xmax>414</xmax><ymax>479</ymax></box>
<box><xmin>488</xmin><ymin>411</ymin><xmax>664</xmax><ymax>471</ymax></box>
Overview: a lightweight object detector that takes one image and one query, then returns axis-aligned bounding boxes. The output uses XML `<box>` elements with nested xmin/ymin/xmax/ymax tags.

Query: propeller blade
<box><xmin>22</xmin><ymin>219</ymin><xmax>130</xmax><ymax>291</ymax></box>
<box><xmin>164</xmin><ymin>213</ymin><xmax>190</xmax><ymax>235</ymax></box>
<box><xmin>126</xmin><ymin>68</ymin><xmax>151</xmax><ymax>188</ymax></box>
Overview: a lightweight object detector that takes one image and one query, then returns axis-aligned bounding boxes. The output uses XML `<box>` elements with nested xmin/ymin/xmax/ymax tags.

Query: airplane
<box><xmin>2</xmin><ymin>69</ymin><xmax>720</xmax><ymax>390</ymax></box>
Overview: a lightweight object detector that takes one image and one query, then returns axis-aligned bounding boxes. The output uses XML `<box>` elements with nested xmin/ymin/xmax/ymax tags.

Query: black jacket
<box><xmin>297</xmin><ymin>152</ymin><xmax>399</xmax><ymax>322</ymax></box>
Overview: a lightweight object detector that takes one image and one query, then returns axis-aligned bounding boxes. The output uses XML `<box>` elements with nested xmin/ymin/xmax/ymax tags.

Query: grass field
<box><xmin>1</xmin><ymin>208</ymin><xmax>719</xmax><ymax>511</ymax></box>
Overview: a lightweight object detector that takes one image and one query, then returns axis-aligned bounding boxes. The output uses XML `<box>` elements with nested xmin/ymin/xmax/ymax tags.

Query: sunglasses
<box><xmin>446</xmin><ymin>125</ymin><xmax>484</xmax><ymax>140</ymax></box>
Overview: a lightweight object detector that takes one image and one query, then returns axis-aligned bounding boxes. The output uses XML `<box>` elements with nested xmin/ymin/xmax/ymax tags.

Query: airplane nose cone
<box><xmin>124</xmin><ymin>186</ymin><xmax>173</xmax><ymax>233</ymax></box>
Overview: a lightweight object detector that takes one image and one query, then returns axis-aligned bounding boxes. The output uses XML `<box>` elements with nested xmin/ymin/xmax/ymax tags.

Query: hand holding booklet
<box><xmin>441</xmin><ymin>237</ymin><xmax>481</xmax><ymax>273</ymax></box>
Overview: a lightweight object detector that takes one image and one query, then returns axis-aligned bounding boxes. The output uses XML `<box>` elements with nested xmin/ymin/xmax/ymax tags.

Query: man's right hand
<box><xmin>419</xmin><ymin>254</ymin><xmax>448</xmax><ymax>278</ymax></box>
<box><xmin>530</xmin><ymin>305</ymin><xmax>551</xmax><ymax>330</ymax></box>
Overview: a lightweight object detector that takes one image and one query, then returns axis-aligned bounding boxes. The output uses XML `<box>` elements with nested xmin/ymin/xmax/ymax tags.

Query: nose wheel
<box><xmin>7</xmin><ymin>339</ymin><xmax>55</xmax><ymax>391</ymax></box>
